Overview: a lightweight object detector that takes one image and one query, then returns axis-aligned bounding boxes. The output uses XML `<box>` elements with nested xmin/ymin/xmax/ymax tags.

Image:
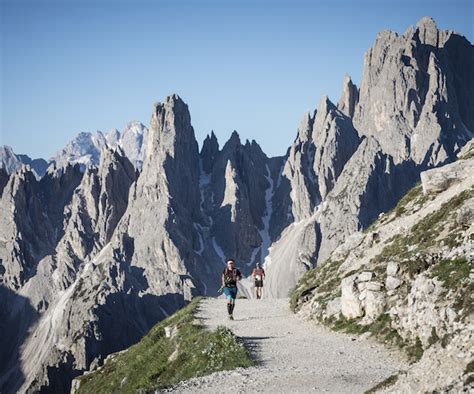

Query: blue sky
<box><xmin>1</xmin><ymin>0</ymin><xmax>472</xmax><ymax>159</ymax></box>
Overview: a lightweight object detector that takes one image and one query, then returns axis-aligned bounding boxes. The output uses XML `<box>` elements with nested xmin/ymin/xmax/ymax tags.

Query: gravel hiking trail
<box><xmin>167</xmin><ymin>298</ymin><xmax>407</xmax><ymax>393</ymax></box>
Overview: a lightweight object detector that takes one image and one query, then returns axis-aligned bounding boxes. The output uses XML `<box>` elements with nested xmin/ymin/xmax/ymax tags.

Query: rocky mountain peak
<box><xmin>337</xmin><ymin>74</ymin><xmax>359</xmax><ymax>118</ymax></box>
<box><xmin>200</xmin><ymin>131</ymin><xmax>220</xmax><ymax>173</ymax></box>
<box><xmin>147</xmin><ymin>94</ymin><xmax>196</xmax><ymax>161</ymax></box>
<box><xmin>106</xmin><ymin>128</ymin><xmax>120</xmax><ymax>145</ymax></box>
<box><xmin>295</xmin><ymin>111</ymin><xmax>315</xmax><ymax>144</ymax></box>
<box><xmin>416</xmin><ymin>16</ymin><xmax>441</xmax><ymax>46</ymax></box>
<box><xmin>316</xmin><ymin>95</ymin><xmax>337</xmax><ymax>119</ymax></box>
<box><xmin>223</xmin><ymin>130</ymin><xmax>241</xmax><ymax>150</ymax></box>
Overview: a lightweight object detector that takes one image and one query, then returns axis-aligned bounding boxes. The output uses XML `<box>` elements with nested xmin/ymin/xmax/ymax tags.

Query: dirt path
<box><xmin>167</xmin><ymin>298</ymin><xmax>407</xmax><ymax>393</ymax></box>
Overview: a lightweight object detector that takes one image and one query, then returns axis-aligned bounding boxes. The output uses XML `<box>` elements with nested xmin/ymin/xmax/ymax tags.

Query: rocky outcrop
<box><xmin>293</xmin><ymin>154</ymin><xmax>474</xmax><ymax>392</ymax></box>
<box><xmin>421</xmin><ymin>157</ymin><xmax>474</xmax><ymax>195</ymax></box>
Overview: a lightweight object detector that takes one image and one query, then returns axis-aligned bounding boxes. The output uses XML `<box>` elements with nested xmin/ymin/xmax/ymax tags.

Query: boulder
<box><xmin>325</xmin><ymin>297</ymin><xmax>342</xmax><ymax>317</ymax></box>
<box><xmin>358</xmin><ymin>281</ymin><xmax>383</xmax><ymax>291</ymax></box>
<box><xmin>386</xmin><ymin>276</ymin><xmax>402</xmax><ymax>290</ymax></box>
<box><xmin>358</xmin><ymin>271</ymin><xmax>375</xmax><ymax>282</ymax></box>
<box><xmin>420</xmin><ymin>158</ymin><xmax>474</xmax><ymax>195</ymax></box>
<box><xmin>341</xmin><ymin>275</ymin><xmax>363</xmax><ymax>319</ymax></box>
<box><xmin>362</xmin><ymin>291</ymin><xmax>386</xmax><ymax>324</ymax></box>
<box><xmin>386</xmin><ymin>261</ymin><xmax>400</xmax><ymax>277</ymax></box>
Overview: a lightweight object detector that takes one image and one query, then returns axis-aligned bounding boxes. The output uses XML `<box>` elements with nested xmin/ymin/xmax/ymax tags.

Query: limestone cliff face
<box><xmin>265</xmin><ymin>18</ymin><xmax>474</xmax><ymax>296</ymax></box>
<box><xmin>0</xmin><ymin>164</ymin><xmax>83</xmax><ymax>290</ymax></box>
<box><xmin>353</xmin><ymin>17</ymin><xmax>473</xmax><ymax>164</ymax></box>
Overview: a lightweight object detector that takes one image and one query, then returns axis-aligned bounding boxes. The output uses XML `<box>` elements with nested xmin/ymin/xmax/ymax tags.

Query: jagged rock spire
<box><xmin>200</xmin><ymin>131</ymin><xmax>219</xmax><ymax>173</ymax></box>
<box><xmin>337</xmin><ymin>74</ymin><xmax>359</xmax><ymax>118</ymax></box>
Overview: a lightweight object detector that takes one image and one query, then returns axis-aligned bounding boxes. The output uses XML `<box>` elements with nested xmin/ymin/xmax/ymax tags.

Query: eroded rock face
<box><xmin>353</xmin><ymin>17</ymin><xmax>473</xmax><ymax>164</ymax></box>
<box><xmin>0</xmin><ymin>164</ymin><xmax>83</xmax><ymax>290</ymax></box>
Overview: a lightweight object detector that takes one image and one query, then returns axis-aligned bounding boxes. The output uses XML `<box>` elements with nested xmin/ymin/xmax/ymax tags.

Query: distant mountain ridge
<box><xmin>0</xmin><ymin>121</ymin><xmax>148</xmax><ymax>176</ymax></box>
<box><xmin>0</xmin><ymin>17</ymin><xmax>473</xmax><ymax>393</ymax></box>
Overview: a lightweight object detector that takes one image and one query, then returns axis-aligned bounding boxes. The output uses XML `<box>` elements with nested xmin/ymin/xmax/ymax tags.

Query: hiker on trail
<box><xmin>222</xmin><ymin>259</ymin><xmax>242</xmax><ymax>320</ymax></box>
<box><xmin>252</xmin><ymin>262</ymin><xmax>265</xmax><ymax>299</ymax></box>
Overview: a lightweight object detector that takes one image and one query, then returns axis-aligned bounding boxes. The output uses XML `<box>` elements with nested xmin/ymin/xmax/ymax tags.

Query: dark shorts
<box><xmin>255</xmin><ymin>280</ymin><xmax>263</xmax><ymax>288</ymax></box>
<box><xmin>223</xmin><ymin>286</ymin><xmax>238</xmax><ymax>300</ymax></box>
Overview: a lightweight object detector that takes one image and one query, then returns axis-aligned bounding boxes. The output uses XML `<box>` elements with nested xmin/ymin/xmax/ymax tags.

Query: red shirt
<box><xmin>252</xmin><ymin>267</ymin><xmax>265</xmax><ymax>279</ymax></box>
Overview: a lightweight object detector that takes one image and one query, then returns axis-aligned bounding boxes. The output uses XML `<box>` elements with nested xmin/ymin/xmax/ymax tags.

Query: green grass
<box><xmin>331</xmin><ymin>314</ymin><xmax>404</xmax><ymax>346</ymax></box>
<box><xmin>373</xmin><ymin>188</ymin><xmax>474</xmax><ymax>265</ymax></box>
<box><xmin>405</xmin><ymin>337</ymin><xmax>424</xmax><ymax>362</ymax></box>
<box><xmin>76</xmin><ymin>298</ymin><xmax>254</xmax><ymax>393</ymax></box>
<box><xmin>431</xmin><ymin>258</ymin><xmax>472</xmax><ymax>289</ymax></box>
<box><xmin>365</xmin><ymin>374</ymin><xmax>399</xmax><ymax>394</ymax></box>
<box><xmin>428</xmin><ymin>327</ymin><xmax>440</xmax><ymax>347</ymax></box>
<box><xmin>330</xmin><ymin>314</ymin><xmax>426</xmax><ymax>361</ymax></box>
<box><xmin>393</xmin><ymin>184</ymin><xmax>424</xmax><ymax>218</ymax></box>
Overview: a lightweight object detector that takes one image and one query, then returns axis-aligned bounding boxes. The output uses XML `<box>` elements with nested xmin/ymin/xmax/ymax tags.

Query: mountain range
<box><xmin>0</xmin><ymin>17</ymin><xmax>473</xmax><ymax>392</ymax></box>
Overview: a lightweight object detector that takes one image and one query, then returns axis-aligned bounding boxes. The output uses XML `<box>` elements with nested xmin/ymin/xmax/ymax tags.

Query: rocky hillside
<box><xmin>291</xmin><ymin>141</ymin><xmax>474</xmax><ymax>392</ymax></box>
<box><xmin>0</xmin><ymin>17</ymin><xmax>472</xmax><ymax>393</ymax></box>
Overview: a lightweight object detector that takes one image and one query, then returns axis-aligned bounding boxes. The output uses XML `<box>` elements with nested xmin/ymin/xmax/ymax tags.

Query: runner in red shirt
<box><xmin>252</xmin><ymin>262</ymin><xmax>265</xmax><ymax>299</ymax></box>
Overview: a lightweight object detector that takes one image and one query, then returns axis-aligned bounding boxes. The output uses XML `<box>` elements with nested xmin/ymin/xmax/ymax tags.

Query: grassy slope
<box><xmin>76</xmin><ymin>298</ymin><xmax>254</xmax><ymax>393</ymax></box>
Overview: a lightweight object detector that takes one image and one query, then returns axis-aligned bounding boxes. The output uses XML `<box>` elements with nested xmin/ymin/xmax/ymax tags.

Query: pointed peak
<box><xmin>416</xmin><ymin>16</ymin><xmax>438</xmax><ymax>31</ymax></box>
<box><xmin>222</xmin><ymin>130</ymin><xmax>242</xmax><ymax>152</ymax></box>
<box><xmin>201</xmin><ymin>130</ymin><xmax>219</xmax><ymax>154</ymax></box>
<box><xmin>153</xmin><ymin>94</ymin><xmax>187</xmax><ymax>115</ymax></box>
<box><xmin>99</xmin><ymin>145</ymin><xmax>133</xmax><ymax>175</ymax></box>
<box><xmin>204</xmin><ymin>130</ymin><xmax>218</xmax><ymax>146</ymax></box>
<box><xmin>416</xmin><ymin>17</ymin><xmax>440</xmax><ymax>46</ymax></box>
<box><xmin>302</xmin><ymin>111</ymin><xmax>312</xmax><ymax>124</ymax></box>
<box><xmin>167</xmin><ymin>93</ymin><xmax>183</xmax><ymax>104</ymax></box>
<box><xmin>337</xmin><ymin>75</ymin><xmax>359</xmax><ymax>118</ymax></box>
<box><xmin>343</xmin><ymin>73</ymin><xmax>352</xmax><ymax>84</ymax></box>
<box><xmin>318</xmin><ymin>95</ymin><xmax>336</xmax><ymax>114</ymax></box>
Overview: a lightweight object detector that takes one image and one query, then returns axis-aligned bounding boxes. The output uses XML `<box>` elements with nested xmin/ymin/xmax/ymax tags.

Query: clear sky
<box><xmin>1</xmin><ymin>0</ymin><xmax>472</xmax><ymax>160</ymax></box>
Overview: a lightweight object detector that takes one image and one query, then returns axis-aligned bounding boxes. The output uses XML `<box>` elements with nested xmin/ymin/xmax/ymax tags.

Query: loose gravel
<box><xmin>166</xmin><ymin>298</ymin><xmax>407</xmax><ymax>393</ymax></box>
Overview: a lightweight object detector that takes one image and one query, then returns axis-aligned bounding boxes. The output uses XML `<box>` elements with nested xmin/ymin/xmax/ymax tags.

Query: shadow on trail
<box><xmin>237</xmin><ymin>335</ymin><xmax>274</xmax><ymax>364</ymax></box>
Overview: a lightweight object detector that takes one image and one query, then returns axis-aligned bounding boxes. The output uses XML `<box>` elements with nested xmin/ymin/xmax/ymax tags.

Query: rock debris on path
<box><xmin>167</xmin><ymin>298</ymin><xmax>407</xmax><ymax>393</ymax></box>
